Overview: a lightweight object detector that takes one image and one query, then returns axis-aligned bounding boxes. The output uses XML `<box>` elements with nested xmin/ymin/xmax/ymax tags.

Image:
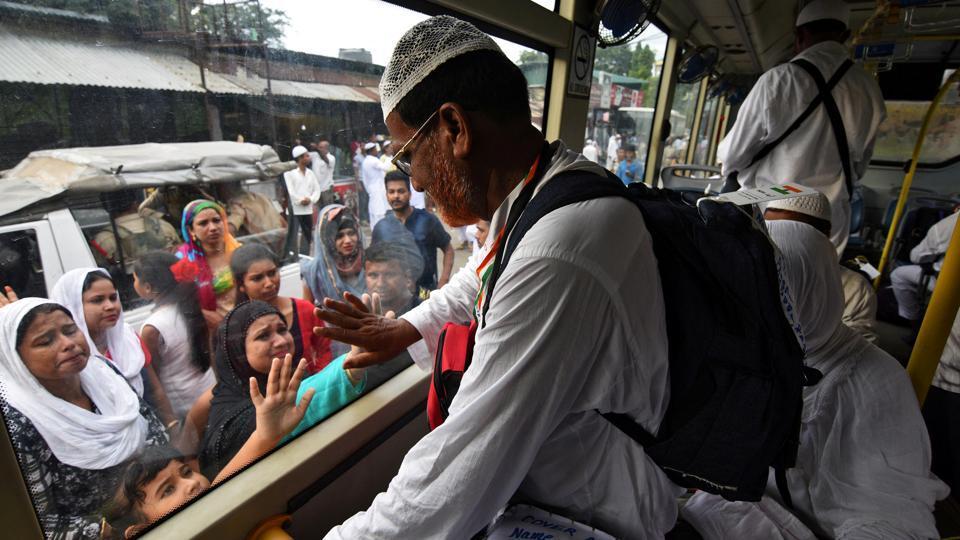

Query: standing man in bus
<box><xmin>717</xmin><ymin>0</ymin><xmax>885</xmax><ymax>253</ymax></box>
<box><xmin>316</xmin><ymin>15</ymin><xmax>680</xmax><ymax>539</ymax></box>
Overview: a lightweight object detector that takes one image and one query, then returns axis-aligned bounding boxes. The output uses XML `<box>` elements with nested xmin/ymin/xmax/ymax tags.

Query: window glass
<box><xmin>872</xmin><ymin>100</ymin><xmax>960</xmax><ymax>165</ymax></box>
<box><xmin>583</xmin><ymin>25</ymin><xmax>668</xmax><ymax>182</ymax></box>
<box><xmin>0</xmin><ymin>1</ymin><xmax>550</xmax><ymax>537</ymax></box>
<box><xmin>0</xmin><ymin>229</ymin><xmax>46</xmax><ymax>299</ymax></box>
<box><xmin>661</xmin><ymin>79</ymin><xmax>702</xmax><ymax>166</ymax></box>
<box><xmin>531</xmin><ymin>0</ymin><xmax>558</xmax><ymax>11</ymax></box>
<box><xmin>692</xmin><ymin>96</ymin><xmax>720</xmax><ymax>165</ymax></box>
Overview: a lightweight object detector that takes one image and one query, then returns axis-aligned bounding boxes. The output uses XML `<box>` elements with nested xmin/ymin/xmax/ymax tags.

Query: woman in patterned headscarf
<box><xmin>171</xmin><ymin>200</ymin><xmax>241</xmax><ymax>329</ymax></box>
<box><xmin>301</xmin><ymin>204</ymin><xmax>365</xmax><ymax>307</ymax></box>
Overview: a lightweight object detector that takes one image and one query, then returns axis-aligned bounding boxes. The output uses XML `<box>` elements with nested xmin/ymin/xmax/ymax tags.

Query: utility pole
<box><xmin>255</xmin><ymin>0</ymin><xmax>278</xmax><ymax>150</ymax></box>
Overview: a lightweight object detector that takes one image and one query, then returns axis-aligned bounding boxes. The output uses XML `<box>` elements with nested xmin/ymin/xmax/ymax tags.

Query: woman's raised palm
<box><xmin>248</xmin><ymin>354</ymin><xmax>316</xmax><ymax>444</ymax></box>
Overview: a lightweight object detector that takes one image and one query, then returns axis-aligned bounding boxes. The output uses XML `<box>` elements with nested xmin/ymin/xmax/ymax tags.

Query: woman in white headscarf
<box><xmin>0</xmin><ymin>298</ymin><xmax>167</xmax><ymax>539</ymax></box>
<box><xmin>683</xmin><ymin>220</ymin><xmax>949</xmax><ymax>539</ymax></box>
<box><xmin>51</xmin><ymin>268</ymin><xmax>177</xmax><ymax>426</ymax></box>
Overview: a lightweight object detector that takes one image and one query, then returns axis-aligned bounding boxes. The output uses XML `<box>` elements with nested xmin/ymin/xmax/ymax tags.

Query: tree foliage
<box><xmin>595</xmin><ymin>42</ymin><xmax>657</xmax><ymax>81</ymax></box>
<box><xmin>518</xmin><ymin>50</ymin><xmax>548</xmax><ymax>65</ymax></box>
<box><xmin>25</xmin><ymin>0</ymin><xmax>288</xmax><ymax>45</ymax></box>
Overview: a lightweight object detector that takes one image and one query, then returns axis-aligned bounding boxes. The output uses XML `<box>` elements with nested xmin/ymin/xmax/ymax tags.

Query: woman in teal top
<box><xmin>199</xmin><ymin>300</ymin><xmax>365</xmax><ymax>478</ymax></box>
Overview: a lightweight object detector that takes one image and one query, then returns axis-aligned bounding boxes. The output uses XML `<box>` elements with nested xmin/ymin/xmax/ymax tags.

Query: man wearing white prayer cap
<box><xmin>284</xmin><ymin>144</ymin><xmax>321</xmax><ymax>250</ymax></box>
<box><xmin>361</xmin><ymin>140</ymin><xmax>391</xmax><ymax>229</ymax></box>
<box><xmin>317</xmin><ymin>14</ymin><xmax>680</xmax><ymax>540</ymax></box>
<box><xmin>764</xmin><ymin>191</ymin><xmax>880</xmax><ymax>343</ymax></box>
<box><xmin>717</xmin><ymin>0</ymin><xmax>886</xmax><ymax>255</ymax></box>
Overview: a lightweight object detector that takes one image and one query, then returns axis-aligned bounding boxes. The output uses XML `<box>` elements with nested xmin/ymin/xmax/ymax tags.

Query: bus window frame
<box><xmin>0</xmin><ymin>1</ymin><xmax>596</xmax><ymax>537</ymax></box>
<box><xmin>644</xmin><ymin>33</ymin><xmax>681</xmax><ymax>185</ymax></box>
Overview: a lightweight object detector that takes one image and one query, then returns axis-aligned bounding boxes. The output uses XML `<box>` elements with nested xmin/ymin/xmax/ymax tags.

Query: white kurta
<box><xmin>839</xmin><ymin>267</ymin><xmax>878</xmax><ymax>343</ymax></box>
<box><xmin>361</xmin><ymin>154</ymin><xmax>390</xmax><ymax>228</ymax></box>
<box><xmin>684</xmin><ymin>221</ymin><xmax>947</xmax><ymax>539</ymax></box>
<box><xmin>718</xmin><ymin>41</ymin><xmax>886</xmax><ymax>254</ymax></box>
<box><xmin>326</xmin><ymin>142</ymin><xmax>682</xmax><ymax>539</ymax></box>
<box><xmin>890</xmin><ymin>211</ymin><xmax>958</xmax><ymax>320</ymax></box>
<box><xmin>310</xmin><ymin>151</ymin><xmax>336</xmax><ymax>192</ymax></box>
<box><xmin>916</xmin><ymin>212</ymin><xmax>960</xmax><ymax>393</ymax></box>
<box><xmin>283</xmin><ymin>167</ymin><xmax>321</xmax><ymax>216</ymax></box>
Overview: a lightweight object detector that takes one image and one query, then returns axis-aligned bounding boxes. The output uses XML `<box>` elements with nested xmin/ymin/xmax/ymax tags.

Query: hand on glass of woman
<box><xmin>249</xmin><ymin>354</ymin><xmax>316</xmax><ymax>446</ymax></box>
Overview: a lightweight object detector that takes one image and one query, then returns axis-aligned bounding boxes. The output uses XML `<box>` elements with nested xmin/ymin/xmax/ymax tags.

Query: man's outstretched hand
<box><xmin>313</xmin><ymin>292</ymin><xmax>422</xmax><ymax>368</ymax></box>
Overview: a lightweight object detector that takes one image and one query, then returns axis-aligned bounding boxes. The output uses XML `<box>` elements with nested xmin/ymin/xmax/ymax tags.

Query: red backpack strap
<box><xmin>427</xmin><ymin>320</ymin><xmax>478</xmax><ymax>430</ymax></box>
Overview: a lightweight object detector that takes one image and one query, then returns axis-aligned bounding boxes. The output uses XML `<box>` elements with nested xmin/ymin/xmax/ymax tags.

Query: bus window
<box><xmin>584</xmin><ymin>25</ymin><xmax>668</xmax><ymax>176</ymax></box>
<box><xmin>872</xmin><ymin>100</ymin><xmax>960</xmax><ymax>166</ymax></box>
<box><xmin>0</xmin><ymin>1</ymin><xmax>552</xmax><ymax>538</ymax></box>
<box><xmin>692</xmin><ymin>96</ymin><xmax>720</xmax><ymax>165</ymax></box>
<box><xmin>662</xmin><ymin>78</ymin><xmax>702</xmax><ymax>167</ymax></box>
<box><xmin>0</xmin><ymin>229</ymin><xmax>46</xmax><ymax>299</ymax></box>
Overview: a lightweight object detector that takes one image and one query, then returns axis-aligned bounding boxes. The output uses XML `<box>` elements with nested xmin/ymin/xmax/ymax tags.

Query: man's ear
<box><xmin>436</xmin><ymin>103</ymin><xmax>472</xmax><ymax>160</ymax></box>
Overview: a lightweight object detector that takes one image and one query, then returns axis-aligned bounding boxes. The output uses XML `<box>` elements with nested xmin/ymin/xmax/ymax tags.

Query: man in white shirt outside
<box><xmin>361</xmin><ymin>142</ymin><xmax>391</xmax><ymax>230</ymax></box>
<box><xmin>605</xmin><ymin>132</ymin><xmax>620</xmax><ymax>169</ymax></box>
<box><xmin>309</xmin><ymin>139</ymin><xmax>337</xmax><ymax>207</ymax></box>
<box><xmin>582</xmin><ymin>138</ymin><xmax>599</xmax><ymax>163</ymax></box>
<box><xmin>717</xmin><ymin>0</ymin><xmax>886</xmax><ymax>254</ymax></box>
<box><xmin>315</xmin><ymin>15</ymin><xmax>679</xmax><ymax>539</ymax></box>
<box><xmin>284</xmin><ymin>145</ymin><xmax>321</xmax><ymax>251</ymax></box>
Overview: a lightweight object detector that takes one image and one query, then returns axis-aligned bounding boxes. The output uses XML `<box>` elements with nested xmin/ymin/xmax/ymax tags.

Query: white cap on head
<box><xmin>291</xmin><ymin>145</ymin><xmax>308</xmax><ymax>159</ymax></box>
<box><xmin>765</xmin><ymin>190</ymin><xmax>832</xmax><ymax>223</ymax></box>
<box><xmin>379</xmin><ymin>15</ymin><xmax>502</xmax><ymax>121</ymax></box>
<box><xmin>796</xmin><ymin>0</ymin><xmax>849</xmax><ymax>28</ymax></box>
<box><xmin>363</xmin><ymin>142</ymin><xmax>377</xmax><ymax>151</ymax></box>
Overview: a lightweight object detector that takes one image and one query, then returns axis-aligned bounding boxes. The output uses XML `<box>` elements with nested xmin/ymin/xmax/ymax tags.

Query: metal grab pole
<box><xmin>874</xmin><ymin>69</ymin><xmax>960</xmax><ymax>288</ymax></box>
<box><xmin>907</xmin><ymin>220</ymin><xmax>960</xmax><ymax>405</ymax></box>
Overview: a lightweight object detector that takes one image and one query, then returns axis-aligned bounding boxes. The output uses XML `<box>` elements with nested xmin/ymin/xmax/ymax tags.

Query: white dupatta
<box><xmin>0</xmin><ymin>298</ymin><xmax>147</xmax><ymax>469</ymax></box>
<box><xmin>50</xmin><ymin>268</ymin><xmax>146</xmax><ymax>395</ymax></box>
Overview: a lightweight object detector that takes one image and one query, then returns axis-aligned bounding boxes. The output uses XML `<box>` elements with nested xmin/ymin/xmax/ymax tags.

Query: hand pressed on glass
<box><xmin>315</xmin><ymin>291</ymin><xmax>421</xmax><ymax>369</ymax></box>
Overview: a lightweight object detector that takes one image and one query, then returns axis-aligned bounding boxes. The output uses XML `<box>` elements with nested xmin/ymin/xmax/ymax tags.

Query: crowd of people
<box><xmin>0</xmin><ymin>147</ymin><xmax>467</xmax><ymax>536</ymax></box>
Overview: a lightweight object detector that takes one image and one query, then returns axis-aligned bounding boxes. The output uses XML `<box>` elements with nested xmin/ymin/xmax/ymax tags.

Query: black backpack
<box><xmin>481</xmin><ymin>169</ymin><xmax>807</xmax><ymax>503</ymax></box>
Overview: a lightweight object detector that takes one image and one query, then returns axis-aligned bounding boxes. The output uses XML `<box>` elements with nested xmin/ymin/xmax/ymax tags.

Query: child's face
<box><xmin>138</xmin><ymin>459</ymin><xmax>210</xmax><ymax>523</ymax></box>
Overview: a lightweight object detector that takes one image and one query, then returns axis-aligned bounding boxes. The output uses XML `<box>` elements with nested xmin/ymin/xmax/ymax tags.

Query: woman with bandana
<box><xmin>171</xmin><ymin>200</ymin><xmax>241</xmax><ymax>330</ymax></box>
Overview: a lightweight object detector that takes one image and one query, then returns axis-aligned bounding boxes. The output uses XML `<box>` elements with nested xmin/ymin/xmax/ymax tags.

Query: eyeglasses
<box><xmin>391</xmin><ymin>110</ymin><xmax>439</xmax><ymax>176</ymax></box>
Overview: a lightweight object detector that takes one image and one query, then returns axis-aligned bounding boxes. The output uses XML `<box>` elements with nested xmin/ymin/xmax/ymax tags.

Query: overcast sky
<box><xmin>259</xmin><ymin>0</ymin><xmax>668</xmax><ymax>67</ymax></box>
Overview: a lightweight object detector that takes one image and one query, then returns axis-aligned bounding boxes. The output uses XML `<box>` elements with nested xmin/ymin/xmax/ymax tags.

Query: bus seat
<box><xmin>659</xmin><ymin>165</ymin><xmax>722</xmax><ymax>199</ymax></box>
<box><xmin>847</xmin><ymin>187</ymin><xmax>866</xmax><ymax>250</ymax></box>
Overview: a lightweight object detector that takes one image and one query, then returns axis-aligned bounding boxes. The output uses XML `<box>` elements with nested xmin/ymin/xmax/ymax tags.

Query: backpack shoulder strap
<box><xmin>480</xmin><ymin>169</ymin><xmax>627</xmax><ymax>326</ymax></box>
<box><xmin>792</xmin><ymin>58</ymin><xmax>855</xmax><ymax>198</ymax></box>
<box><xmin>745</xmin><ymin>59</ymin><xmax>855</xmax><ymax>198</ymax></box>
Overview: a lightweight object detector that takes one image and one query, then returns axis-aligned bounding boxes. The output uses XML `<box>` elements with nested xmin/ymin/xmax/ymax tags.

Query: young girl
<box><xmin>231</xmin><ymin>244</ymin><xmax>332</xmax><ymax>374</ymax></box>
<box><xmin>51</xmin><ymin>268</ymin><xmax>177</xmax><ymax>428</ymax></box>
<box><xmin>102</xmin><ymin>355</ymin><xmax>316</xmax><ymax>538</ymax></box>
<box><xmin>134</xmin><ymin>252</ymin><xmax>216</xmax><ymax>420</ymax></box>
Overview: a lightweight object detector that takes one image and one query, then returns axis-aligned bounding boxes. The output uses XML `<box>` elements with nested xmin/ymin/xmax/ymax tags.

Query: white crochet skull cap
<box><xmin>765</xmin><ymin>190</ymin><xmax>831</xmax><ymax>223</ymax></box>
<box><xmin>796</xmin><ymin>0</ymin><xmax>849</xmax><ymax>29</ymax></box>
<box><xmin>379</xmin><ymin>15</ymin><xmax>503</xmax><ymax>121</ymax></box>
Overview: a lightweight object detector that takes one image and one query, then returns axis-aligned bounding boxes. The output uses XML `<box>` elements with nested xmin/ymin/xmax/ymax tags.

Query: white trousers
<box><xmin>890</xmin><ymin>264</ymin><xmax>937</xmax><ymax>320</ymax></box>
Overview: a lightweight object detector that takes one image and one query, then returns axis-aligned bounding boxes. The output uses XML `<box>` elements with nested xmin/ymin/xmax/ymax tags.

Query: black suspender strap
<box><xmin>745</xmin><ymin>58</ymin><xmax>855</xmax><ymax>197</ymax></box>
<box><xmin>480</xmin><ymin>141</ymin><xmax>553</xmax><ymax>328</ymax></box>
